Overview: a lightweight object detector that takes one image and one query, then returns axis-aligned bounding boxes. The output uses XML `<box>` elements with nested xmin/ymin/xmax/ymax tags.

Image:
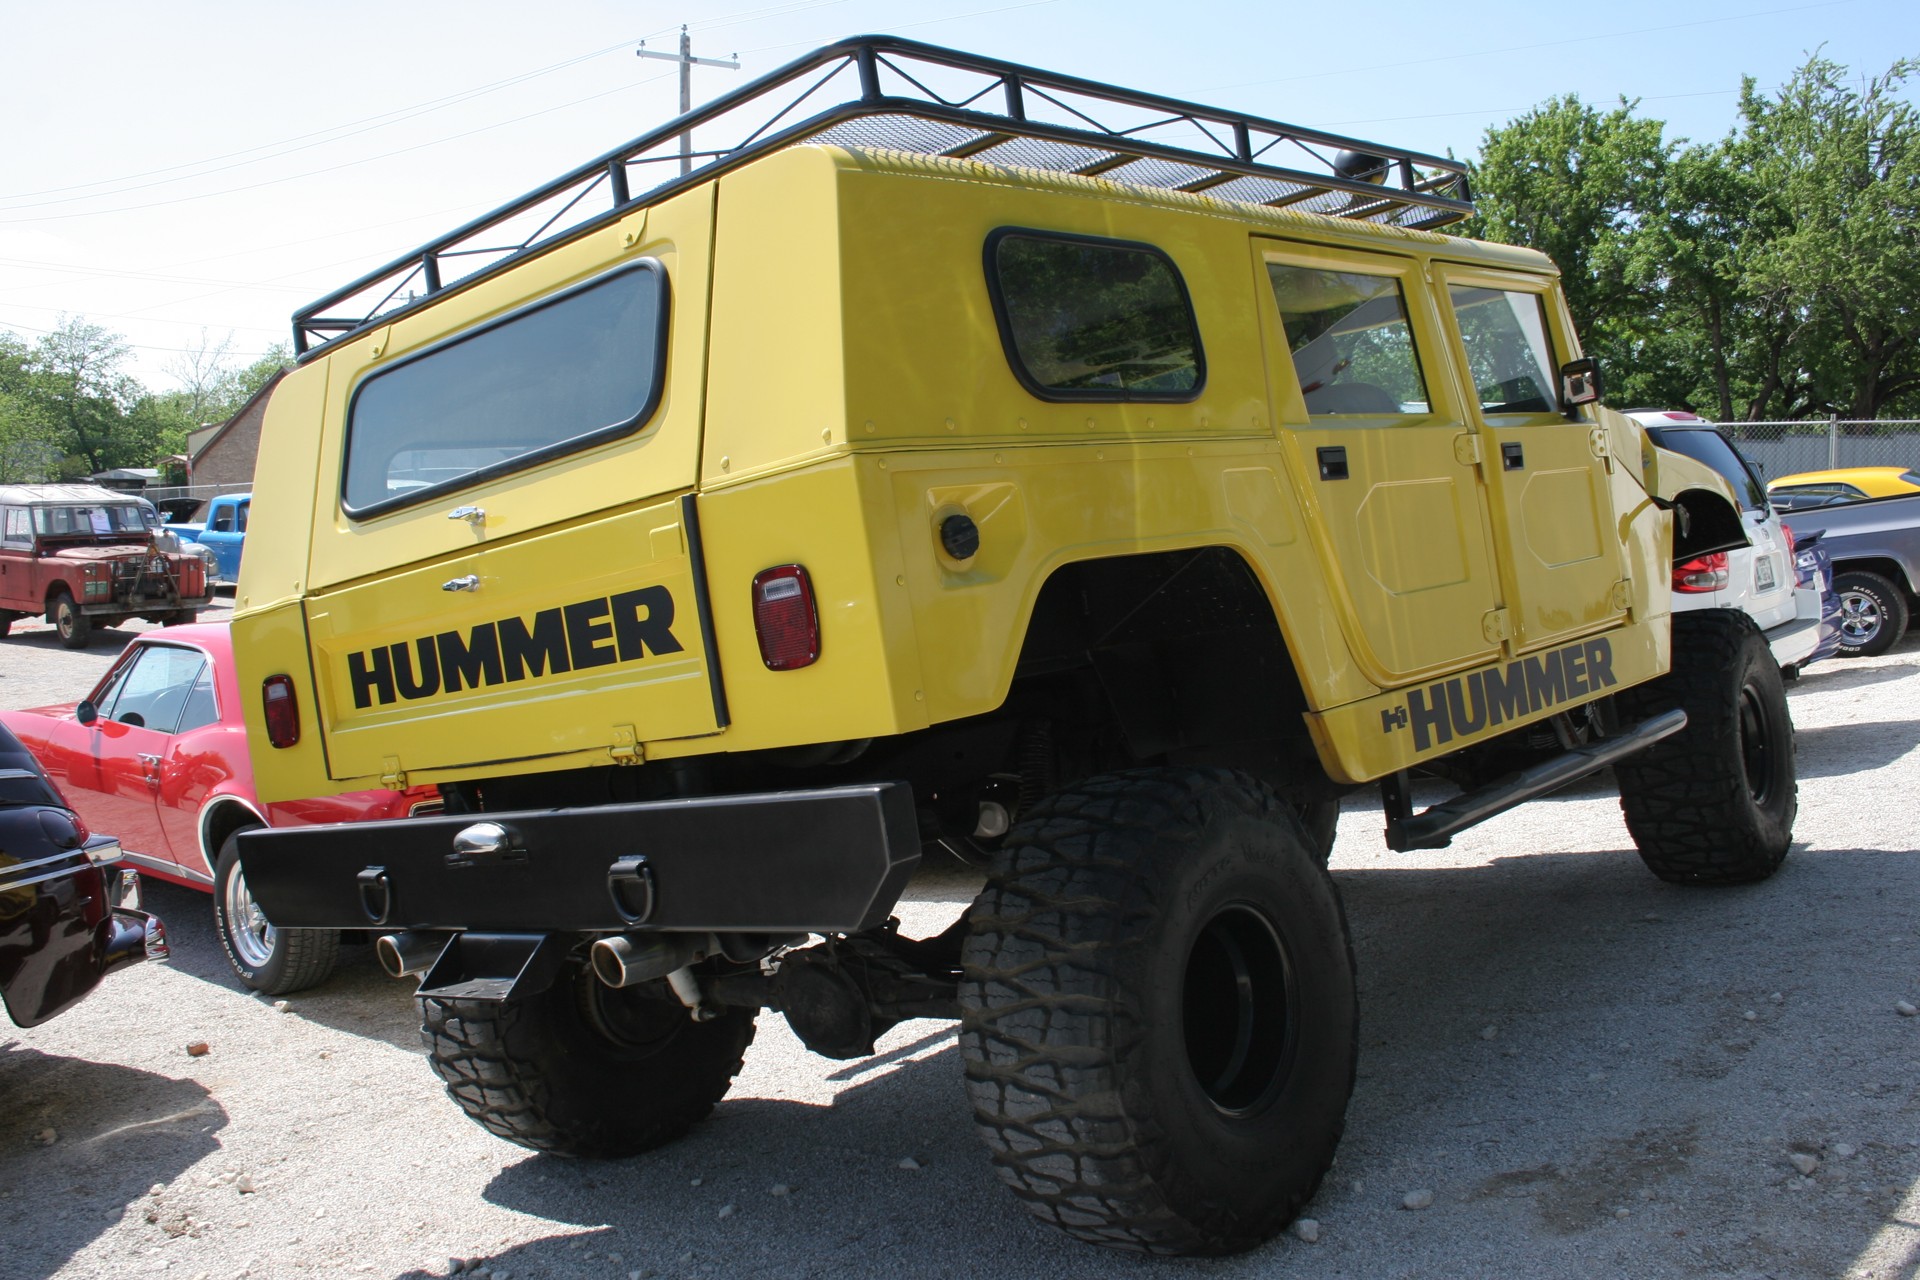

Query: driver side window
<box><xmin>96</xmin><ymin>645</ymin><xmax>209</xmax><ymax>733</ymax></box>
<box><xmin>1268</xmin><ymin>264</ymin><xmax>1429</xmax><ymax>416</ymax></box>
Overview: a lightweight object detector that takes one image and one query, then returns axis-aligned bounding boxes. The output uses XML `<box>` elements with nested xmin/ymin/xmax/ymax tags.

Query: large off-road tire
<box><xmin>1833</xmin><ymin>570</ymin><xmax>1908</xmax><ymax>657</ymax></box>
<box><xmin>1295</xmin><ymin>799</ymin><xmax>1340</xmax><ymax>865</ymax></box>
<box><xmin>959</xmin><ymin>768</ymin><xmax>1357</xmax><ymax>1255</ymax></box>
<box><xmin>421</xmin><ymin>962</ymin><xmax>755</xmax><ymax>1157</ymax></box>
<box><xmin>1614</xmin><ymin>610</ymin><xmax>1796</xmax><ymax>885</ymax></box>
<box><xmin>51</xmin><ymin>592</ymin><xmax>91</xmax><ymax>649</ymax></box>
<box><xmin>213</xmin><ymin>828</ymin><xmax>339</xmax><ymax>994</ymax></box>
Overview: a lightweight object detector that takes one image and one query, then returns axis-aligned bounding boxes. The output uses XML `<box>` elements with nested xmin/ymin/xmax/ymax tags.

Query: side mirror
<box><xmin>76</xmin><ymin>699</ymin><xmax>98</xmax><ymax>726</ymax></box>
<box><xmin>1560</xmin><ymin>358</ymin><xmax>1603</xmax><ymax>414</ymax></box>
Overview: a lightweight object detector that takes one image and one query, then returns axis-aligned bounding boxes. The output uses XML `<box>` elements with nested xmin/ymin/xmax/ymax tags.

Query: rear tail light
<box><xmin>1781</xmin><ymin>524</ymin><xmax>1803</xmax><ymax>586</ymax></box>
<box><xmin>752</xmin><ymin>565</ymin><xmax>820</xmax><ymax>670</ymax></box>
<box><xmin>262</xmin><ymin>675</ymin><xmax>300</xmax><ymax>747</ymax></box>
<box><xmin>1672</xmin><ymin>552</ymin><xmax>1730</xmax><ymax>593</ymax></box>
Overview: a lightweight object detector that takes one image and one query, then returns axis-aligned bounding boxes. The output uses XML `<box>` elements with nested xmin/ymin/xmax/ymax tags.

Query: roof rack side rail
<box><xmin>292</xmin><ymin>34</ymin><xmax>1472</xmax><ymax>358</ymax></box>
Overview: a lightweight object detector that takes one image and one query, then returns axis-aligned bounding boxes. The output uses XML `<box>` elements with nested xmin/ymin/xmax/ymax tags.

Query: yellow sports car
<box><xmin>1769</xmin><ymin>466</ymin><xmax>1920</xmax><ymax>509</ymax></box>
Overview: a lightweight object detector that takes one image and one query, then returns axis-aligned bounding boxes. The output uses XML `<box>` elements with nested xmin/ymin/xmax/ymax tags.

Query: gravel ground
<box><xmin>3</xmin><ymin>611</ymin><xmax>1918</xmax><ymax>1280</ymax></box>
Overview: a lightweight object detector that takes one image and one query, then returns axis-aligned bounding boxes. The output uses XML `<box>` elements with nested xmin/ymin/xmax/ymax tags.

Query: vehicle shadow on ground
<box><xmin>138</xmin><ymin>879</ymin><xmax>421</xmax><ymax>1050</ymax></box>
<box><xmin>365</xmin><ymin>845</ymin><xmax>1920</xmax><ymax>1280</ymax></box>
<box><xmin>1792</xmin><ymin>719</ymin><xmax>1920</xmax><ymax>778</ymax></box>
<box><xmin>0</xmin><ymin>1045</ymin><xmax>226</xmax><ymax>1279</ymax></box>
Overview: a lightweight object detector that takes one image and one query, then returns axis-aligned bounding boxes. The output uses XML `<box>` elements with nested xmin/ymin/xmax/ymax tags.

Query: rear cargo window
<box><xmin>987</xmin><ymin>230</ymin><xmax>1203</xmax><ymax>400</ymax></box>
<box><xmin>342</xmin><ymin>261</ymin><xmax>669</xmax><ymax>516</ymax></box>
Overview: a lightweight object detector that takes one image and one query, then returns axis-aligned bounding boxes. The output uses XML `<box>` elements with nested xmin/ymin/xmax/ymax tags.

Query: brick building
<box><xmin>187</xmin><ymin>370</ymin><xmax>283</xmax><ymax>493</ymax></box>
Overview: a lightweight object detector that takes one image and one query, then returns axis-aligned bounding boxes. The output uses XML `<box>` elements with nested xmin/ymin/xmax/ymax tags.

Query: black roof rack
<box><xmin>293</xmin><ymin>34</ymin><xmax>1473</xmax><ymax>357</ymax></box>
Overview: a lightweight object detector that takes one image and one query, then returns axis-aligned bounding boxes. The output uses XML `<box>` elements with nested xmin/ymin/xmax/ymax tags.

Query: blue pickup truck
<box><xmin>1779</xmin><ymin>490</ymin><xmax>1920</xmax><ymax>657</ymax></box>
<box><xmin>170</xmin><ymin>492</ymin><xmax>248</xmax><ymax>585</ymax></box>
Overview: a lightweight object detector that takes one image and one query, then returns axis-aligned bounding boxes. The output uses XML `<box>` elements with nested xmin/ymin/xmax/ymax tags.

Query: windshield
<box><xmin>32</xmin><ymin>503</ymin><xmax>152</xmax><ymax>537</ymax></box>
<box><xmin>1646</xmin><ymin>427</ymin><xmax>1766</xmax><ymax>513</ymax></box>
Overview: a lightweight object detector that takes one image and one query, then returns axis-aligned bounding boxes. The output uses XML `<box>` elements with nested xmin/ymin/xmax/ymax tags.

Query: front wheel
<box><xmin>960</xmin><ymin>768</ymin><xmax>1357</xmax><ymax>1255</ymax></box>
<box><xmin>213</xmin><ymin>828</ymin><xmax>339</xmax><ymax>993</ymax></box>
<box><xmin>51</xmin><ymin>592</ymin><xmax>91</xmax><ymax>649</ymax></box>
<box><xmin>1615</xmin><ymin>610</ymin><xmax>1796</xmax><ymax>884</ymax></box>
<box><xmin>421</xmin><ymin>963</ymin><xmax>756</xmax><ymax>1157</ymax></box>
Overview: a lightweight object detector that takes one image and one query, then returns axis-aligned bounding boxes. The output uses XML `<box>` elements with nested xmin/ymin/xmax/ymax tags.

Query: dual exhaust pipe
<box><xmin>375</xmin><ymin>929</ymin><xmax>702</xmax><ymax>992</ymax></box>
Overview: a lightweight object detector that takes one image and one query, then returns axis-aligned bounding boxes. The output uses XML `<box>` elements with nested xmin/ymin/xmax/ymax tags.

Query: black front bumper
<box><xmin>237</xmin><ymin>782</ymin><xmax>921</xmax><ymax>937</ymax></box>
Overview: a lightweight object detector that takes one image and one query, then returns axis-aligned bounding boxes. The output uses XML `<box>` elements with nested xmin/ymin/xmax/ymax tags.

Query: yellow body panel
<box><xmin>237</xmin><ymin>143</ymin><xmax>1707</xmax><ymax>800</ymax></box>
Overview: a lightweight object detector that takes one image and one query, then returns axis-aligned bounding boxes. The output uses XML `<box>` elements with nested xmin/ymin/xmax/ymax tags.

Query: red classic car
<box><xmin>0</xmin><ymin>623</ymin><xmax>437</xmax><ymax>994</ymax></box>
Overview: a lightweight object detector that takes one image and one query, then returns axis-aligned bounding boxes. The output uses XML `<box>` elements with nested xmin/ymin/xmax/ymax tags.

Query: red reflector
<box><xmin>262</xmin><ymin>675</ymin><xmax>300</xmax><ymax>748</ymax></box>
<box><xmin>1672</xmin><ymin>552</ymin><xmax>1730</xmax><ymax>593</ymax></box>
<box><xmin>752</xmin><ymin>565</ymin><xmax>820</xmax><ymax>670</ymax></box>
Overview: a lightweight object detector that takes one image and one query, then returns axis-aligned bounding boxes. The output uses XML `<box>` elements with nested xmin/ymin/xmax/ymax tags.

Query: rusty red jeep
<box><xmin>0</xmin><ymin>484</ymin><xmax>212</xmax><ymax>648</ymax></box>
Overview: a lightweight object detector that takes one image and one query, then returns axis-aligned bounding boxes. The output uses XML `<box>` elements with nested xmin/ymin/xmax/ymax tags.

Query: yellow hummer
<box><xmin>233</xmin><ymin>37</ymin><xmax>1792</xmax><ymax>1255</ymax></box>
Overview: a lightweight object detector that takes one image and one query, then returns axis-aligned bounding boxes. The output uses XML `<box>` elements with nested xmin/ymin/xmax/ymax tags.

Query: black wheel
<box><xmin>1295</xmin><ymin>798</ymin><xmax>1340</xmax><ymax>865</ymax></box>
<box><xmin>212</xmin><ymin>828</ymin><xmax>339</xmax><ymax>994</ymax></box>
<box><xmin>1614</xmin><ymin>611</ymin><xmax>1796</xmax><ymax>885</ymax></box>
<box><xmin>421</xmin><ymin>962</ymin><xmax>755</xmax><ymax>1157</ymax></box>
<box><xmin>959</xmin><ymin>768</ymin><xmax>1357</xmax><ymax>1255</ymax></box>
<box><xmin>1833</xmin><ymin>570</ymin><xmax>1908</xmax><ymax>657</ymax></box>
<box><xmin>0</xmin><ymin>615</ymin><xmax>11</xmax><ymax>637</ymax></box>
<box><xmin>51</xmin><ymin>592</ymin><xmax>91</xmax><ymax>649</ymax></box>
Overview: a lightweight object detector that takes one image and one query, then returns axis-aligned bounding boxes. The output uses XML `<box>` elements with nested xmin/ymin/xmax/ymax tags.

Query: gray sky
<box><xmin>1</xmin><ymin>0</ymin><xmax>1912</xmax><ymax>389</ymax></box>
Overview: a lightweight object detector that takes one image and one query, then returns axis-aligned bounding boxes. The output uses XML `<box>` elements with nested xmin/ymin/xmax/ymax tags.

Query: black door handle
<box><xmin>1502</xmin><ymin>442</ymin><xmax>1525</xmax><ymax>471</ymax></box>
<box><xmin>1318</xmin><ymin>446</ymin><xmax>1349</xmax><ymax>481</ymax></box>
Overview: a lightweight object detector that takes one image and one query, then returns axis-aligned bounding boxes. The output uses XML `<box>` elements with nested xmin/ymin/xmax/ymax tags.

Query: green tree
<box><xmin>27</xmin><ymin>317</ymin><xmax>144</xmax><ymax>475</ymax></box>
<box><xmin>0</xmin><ymin>332</ymin><xmax>63</xmax><ymax>482</ymax></box>
<box><xmin>1736</xmin><ymin>56</ymin><xmax>1920</xmax><ymax>419</ymax></box>
<box><xmin>1457</xmin><ymin>93</ymin><xmax>1672</xmax><ymax>401</ymax></box>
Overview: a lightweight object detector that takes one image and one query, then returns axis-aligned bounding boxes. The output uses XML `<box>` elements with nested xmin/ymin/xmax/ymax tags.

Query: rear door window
<box><xmin>1267</xmin><ymin>265</ymin><xmax>1429</xmax><ymax>415</ymax></box>
<box><xmin>987</xmin><ymin>230</ymin><xmax>1203</xmax><ymax>400</ymax></box>
<box><xmin>343</xmin><ymin>261</ymin><xmax>669</xmax><ymax>516</ymax></box>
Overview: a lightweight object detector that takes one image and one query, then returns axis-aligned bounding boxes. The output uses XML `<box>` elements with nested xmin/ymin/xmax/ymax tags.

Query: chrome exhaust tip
<box><xmin>376</xmin><ymin>931</ymin><xmax>446</xmax><ymax>980</ymax></box>
<box><xmin>590</xmin><ymin>933</ymin><xmax>699</xmax><ymax>989</ymax></box>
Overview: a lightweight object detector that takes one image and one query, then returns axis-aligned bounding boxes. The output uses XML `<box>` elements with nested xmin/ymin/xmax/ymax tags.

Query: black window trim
<box><xmin>983</xmin><ymin>227</ymin><xmax>1206</xmax><ymax>405</ymax></box>
<box><xmin>340</xmin><ymin>258</ymin><xmax>672</xmax><ymax>521</ymax></box>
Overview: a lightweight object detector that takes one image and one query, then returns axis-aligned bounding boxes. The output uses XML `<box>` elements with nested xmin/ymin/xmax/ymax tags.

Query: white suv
<box><xmin>1626</xmin><ymin>411</ymin><xmax>1822</xmax><ymax>673</ymax></box>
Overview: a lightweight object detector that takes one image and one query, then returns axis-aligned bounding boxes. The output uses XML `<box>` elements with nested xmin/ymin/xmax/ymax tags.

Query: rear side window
<box><xmin>343</xmin><ymin>262</ymin><xmax>669</xmax><ymax>516</ymax></box>
<box><xmin>987</xmin><ymin>230</ymin><xmax>1203</xmax><ymax>400</ymax></box>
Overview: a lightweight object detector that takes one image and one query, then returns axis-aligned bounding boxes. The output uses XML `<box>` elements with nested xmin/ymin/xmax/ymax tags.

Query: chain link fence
<box><xmin>1709</xmin><ymin>418</ymin><xmax>1920</xmax><ymax>480</ymax></box>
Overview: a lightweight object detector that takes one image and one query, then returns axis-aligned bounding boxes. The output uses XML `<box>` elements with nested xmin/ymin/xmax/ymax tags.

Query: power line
<box><xmin>0</xmin><ymin>71</ymin><xmax>676</xmax><ymax>225</ymax></box>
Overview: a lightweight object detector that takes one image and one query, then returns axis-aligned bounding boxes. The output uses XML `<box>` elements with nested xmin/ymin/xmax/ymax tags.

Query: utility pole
<box><xmin>636</xmin><ymin>26</ymin><xmax>740</xmax><ymax>175</ymax></box>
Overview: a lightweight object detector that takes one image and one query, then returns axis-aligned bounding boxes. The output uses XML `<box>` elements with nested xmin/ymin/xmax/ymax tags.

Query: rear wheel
<box><xmin>213</xmin><ymin>828</ymin><xmax>339</xmax><ymax>993</ymax></box>
<box><xmin>1615</xmin><ymin>611</ymin><xmax>1796</xmax><ymax>884</ymax></box>
<box><xmin>51</xmin><ymin>592</ymin><xmax>91</xmax><ymax>649</ymax></box>
<box><xmin>1833</xmin><ymin>570</ymin><xmax>1907</xmax><ymax>657</ymax></box>
<box><xmin>960</xmin><ymin>768</ymin><xmax>1357</xmax><ymax>1255</ymax></box>
<box><xmin>421</xmin><ymin>962</ymin><xmax>756</xmax><ymax>1157</ymax></box>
